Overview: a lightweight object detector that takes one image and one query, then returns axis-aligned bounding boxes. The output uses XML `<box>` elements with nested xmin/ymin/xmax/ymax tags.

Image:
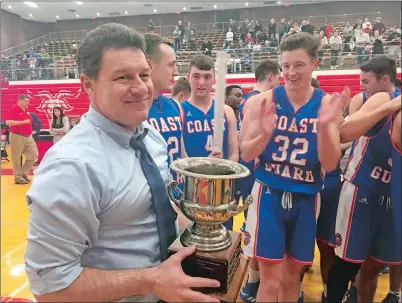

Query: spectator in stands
<box><xmin>178</xmin><ymin>21</ymin><xmax>185</xmax><ymax>47</ymax></box>
<box><xmin>363</xmin><ymin>23</ymin><xmax>372</xmax><ymax>36</ymax></box>
<box><xmin>302</xmin><ymin>19</ymin><xmax>314</xmax><ymax>35</ymax></box>
<box><xmin>268</xmin><ymin>19</ymin><xmax>276</xmax><ymax>40</ymax></box>
<box><xmin>372</xmin><ymin>17</ymin><xmax>385</xmax><ymax>35</ymax></box>
<box><xmin>49</xmin><ymin>107</ymin><xmax>70</xmax><ymax>144</ymax></box>
<box><xmin>70</xmin><ymin>44</ymin><xmax>78</xmax><ymax>57</ymax></box>
<box><xmin>38</xmin><ymin>47</ymin><xmax>51</xmax><ymax>79</ymax></box>
<box><xmin>245</xmin><ymin>32</ymin><xmax>254</xmax><ymax>44</ymax></box>
<box><xmin>247</xmin><ymin>20</ymin><xmax>255</xmax><ymax>37</ymax></box>
<box><xmin>148</xmin><ymin>19</ymin><xmax>155</xmax><ymax>32</ymax></box>
<box><xmin>188</xmin><ymin>31</ymin><xmax>196</xmax><ymax>51</ymax></box>
<box><xmin>255</xmin><ymin>20</ymin><xmax>263</xmax><ymax>35</ymax></box>
<box><xmin>171</xmin><ymin>77</ymin><xmax>191</xmax><ymax>103</ymax></box>
<box><xmin>324</xmin><ymin>22</ymin><xmax>333</xmax><ymax>38</ymax></box>
<box><xmin>362</xmin><ymin>17</ymin><xmax>371</xmax><ymax>30</ymax></box>
<box><xmin>226</xmin><ymin>27</ymin><xmax>234</xmax><ymax>48</ymax></box>
<box><xmin>371</xmin><ymin>30</ymin><xmax>384</xmax><ymax>55</ymax></box>
<box><xmin>24</xmin><ymin>22</ymin><xmax>221</xmax><ymax>303</ymax></box>
<box><xmin>201</xmin><ymin>37</ymin><xmax>213</xmax><ymax>56</ymax></box>
<box><xmin>185</xmin><ymin>21</ymin><xmax>195</xmax><ymax>46</ymax></box>
<box><xmin>317</xmin><ymin>30</ymin><xmax>328</xmax><ymax>68</ymax></box>
<box><xmin>387</xmin><ymin>26</ymin><xmax>401</xmax><ymax>61</ymax></box>
<box><xmin>329</xmin><ymin>31</ymin><xmax>342</xmax><ymax>68</ymax></box>
<box><xmin>353</xmin><ymin>19</ymin><xmax>363</xmax><ymax>37</ymax></box>
<box><xmin>355</xmin><ymin>28</ymin><xmax>370</xmax><ymax>66</ymax></box>
<box><xmin>278</xmin><ymin>18</ymin><xmax>288</xmax><ymax>43</ymax></box>
<box><xmin>225</xmin><ymin>85</ymin><xmax>243</xmax><ymax>116</ymax></box>
<box><xmin>343</xmin><ymin>22</ymin><xmax>354</xmax><ymax>45</ymax></box>
<box><xmin>5</xmin><ymin>94</ymin><xmax>38</xmax><ymax>184</ymax></box>
<box><xmin>240</xmin><ymin>21</ymin><xmax>248</xmax><ymax>40</ymax></box>
<box><xmin>173</xmin><ymin>26</ymin><xmax>182</xmax><ymax>51</ymax></box>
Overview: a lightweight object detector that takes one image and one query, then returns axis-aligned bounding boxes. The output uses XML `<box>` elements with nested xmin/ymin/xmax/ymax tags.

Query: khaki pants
<box><xmin>9</xmin><ymin>133</ymin><xmax>38</xmax><ymax>181</ymax></box>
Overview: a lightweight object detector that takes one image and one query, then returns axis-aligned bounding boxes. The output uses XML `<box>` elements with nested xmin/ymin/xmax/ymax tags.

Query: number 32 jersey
<box><xmin>254</xmin><ymin>85</ymin><xmax>325</xmax><ymax>195</ymax></box>
<box><xmin>181</xmin><ymin>100</ymin><xmax>229</xmax><ymax>158</ymax></box>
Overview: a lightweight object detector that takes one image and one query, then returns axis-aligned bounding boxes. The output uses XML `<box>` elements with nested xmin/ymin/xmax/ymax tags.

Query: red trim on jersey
<box><xmin>253</xmin><ymin>183</ymin><xmax>263</xmax><ymax>259</ymax></box>
<box><xmin>285</xmin><ymin>252</ymin><xmax>313</xmax><ymax>266</ymax></box>
<box><xmin>390</xmin><ymin>112</ymin><xmax>402</xmax><ymax>154</ymax></box>
<box><xmin>342</xmin><ymin>186</ymin><xmax>358</xmax><ymax>259</ymax></box>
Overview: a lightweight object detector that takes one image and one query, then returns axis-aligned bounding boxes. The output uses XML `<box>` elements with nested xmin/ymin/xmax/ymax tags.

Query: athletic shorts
<box><xmin>243</xmin><ymin>181</ymin><xmax>320</xmax><ymax>265</ymax></box>
<box><xmin>334</xmin><ymin>181</ymin><xmax>401</xmax><ymax>264</ymax></box>
<box><xmin>316</xmin><ymin>176</ymin><xmax>342</xmax><ymax>247</ymax></box>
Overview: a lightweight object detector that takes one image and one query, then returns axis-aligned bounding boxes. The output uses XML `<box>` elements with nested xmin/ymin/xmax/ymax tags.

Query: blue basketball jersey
<box><xmin>148</xmin><ymin>94</ymin><xmax>183</xmax><ymax>180</ymax></box>
<box><xmin>182</xmin><ymin>100</ymin><xmax>229</xmax><ymax>158</ymax></box>
<box><xmin>254</xmin><ymin>85</ymin><xmax>325</xmax><ymax>194</ymax></box>
<box><xmin>344</xmin><ymin>91</ymin><xmax>401</xmax><ymax>196</ymax></box>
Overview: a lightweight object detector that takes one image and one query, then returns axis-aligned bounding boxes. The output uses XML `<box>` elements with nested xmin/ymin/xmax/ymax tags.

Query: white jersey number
<box><xmin>272</xmin><ymin>135</ymin><xmax>309</xmax><ymax>166</ymax></box>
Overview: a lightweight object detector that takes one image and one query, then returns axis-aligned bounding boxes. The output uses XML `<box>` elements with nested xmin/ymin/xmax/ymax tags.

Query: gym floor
<box><xmin>1</xmin><ymin>147</ymin><xmax>389</xmax><ymax>302</ymax></box>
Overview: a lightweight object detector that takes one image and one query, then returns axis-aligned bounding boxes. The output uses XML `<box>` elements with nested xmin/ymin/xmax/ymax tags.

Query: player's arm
<box><xmin>239</xmin><ymin>91</ymin><xmax>275</xmax><ymax>162</ymax></box>
<box><xmin>348</xmin><ymin>92</ymin><xmax>364</xmax><ymax>116</ymax></box>
<box><xmin>180</xmin><ymin>137</ymin><xmax>188</xmax><ymax>158</ymax></box>
<box><xmin>318</xmin><ymin>94</ymin><xmax>344</xmax><ymax>172</ymax></box>
<box><xmin>340</xmin><ymin>93</ymin><xmax>401</xmax><ymax>143</ymax></box>
<box><xmin>391</xmin><ymin>110</ymin><xmax>402</xmax><ymax>151</ymax></box>
<box><xmin>224</xmin><ymin>105</ymin><xmax>239</xmax><ymax>162</ymax></box>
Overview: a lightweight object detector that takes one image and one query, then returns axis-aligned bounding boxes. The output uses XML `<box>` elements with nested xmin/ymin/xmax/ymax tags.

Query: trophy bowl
<box><xmin>168</xmin><ymin>157</ymin><xmax>253</xmax><ymax>252</ymax></box>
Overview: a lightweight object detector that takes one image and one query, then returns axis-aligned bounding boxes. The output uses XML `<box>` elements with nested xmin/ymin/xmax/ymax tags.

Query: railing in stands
<box><xmin>1</xmin><ymin>11</ymin><xmax>384</xmax><ymax>57</ymax></box>
<box><xmin>1</xmin><ymin>41</ymin><xmax>400</xmax><ymax>82</ymax></box>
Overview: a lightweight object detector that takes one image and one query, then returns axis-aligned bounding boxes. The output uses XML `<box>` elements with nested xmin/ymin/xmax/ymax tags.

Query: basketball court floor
<box><xmin>1</xmin><ymin>146</ymin><xmax>390</xmax><ymax>302</ymax></box>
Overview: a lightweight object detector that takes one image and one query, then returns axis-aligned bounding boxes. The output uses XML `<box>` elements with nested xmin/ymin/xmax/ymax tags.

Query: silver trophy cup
<box><xmin>167</xmin><ymin>157</ymin><xmax>253</xmax><ymax>252</ymax></box>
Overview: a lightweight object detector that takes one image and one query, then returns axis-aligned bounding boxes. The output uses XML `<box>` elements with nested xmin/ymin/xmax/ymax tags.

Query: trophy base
<box><xmin>168</xmin><ymin>230</ymin><xmax>242</xmax><ymax>294</ymax></box>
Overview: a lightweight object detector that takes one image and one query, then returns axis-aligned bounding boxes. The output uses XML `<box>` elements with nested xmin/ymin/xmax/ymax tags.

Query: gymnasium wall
<box><xmin>2</xmin><ymin>69</ymin><xmax>401</xmax><ymax>130</ymax></box>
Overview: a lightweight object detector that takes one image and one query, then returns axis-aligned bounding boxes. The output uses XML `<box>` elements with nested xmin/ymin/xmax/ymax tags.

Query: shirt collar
<box><xmin>85</xmin><ymin>105</ymin><xmax>146</xmax><ymax>149</ymax></box>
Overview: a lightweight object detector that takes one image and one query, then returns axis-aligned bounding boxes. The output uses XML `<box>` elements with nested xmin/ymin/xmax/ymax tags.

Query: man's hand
<box><xmin>259</xmin><ymin>97</ymin><xmax>276</xmax><ymax>137</ymax></box>
<box><xmin>22</xmin><ymin>119</ymin><xmax>31</xmax><ymax>124</ymax></box>
<box><xmin>208</xmin><ymin>151</ymin><xmax>223</xmax><ymax>158</ymax></box>
<box><xmin>151</xmin><ymin>245</ymin><xmax>220</xmax><ymax>302</ymax></box>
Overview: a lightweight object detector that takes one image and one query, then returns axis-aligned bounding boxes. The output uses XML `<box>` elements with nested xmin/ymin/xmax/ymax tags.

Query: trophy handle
<box><xmin>167</xmin><ymin>181</ymin><xmax>184</xmax><ymax>207</ymax></box>
<box><xmin>228</xmin><ymin>194</ymin><xmax>253</xmax><ymax>216</ymax></box>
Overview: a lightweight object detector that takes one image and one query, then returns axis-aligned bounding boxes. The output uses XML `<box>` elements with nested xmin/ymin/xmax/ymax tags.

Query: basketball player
<box><xmin>225</xmin><ymin>85</ymin><xmax>243</xmax><ymax>116</ymax></box>
<box><xmin>144</xmin><ymin>33</ymin><xmax>189</xmax><ymax>227</ymax></box>
<box><xmin>239</xmin><ymin>32</ymin><xmax>344</xmax><ymax>302</ymax></box>
<box><xmin>181</xmin><ymin>54</ymin><xmax>239</xmax><ymax>230</ymax></box>
<box><xmin>327</xmin><ymin>56</ymin><xmax>401</xmax><ymax>303</ymax></box>
<box><xmin>171</xmin><ymin>77</ymin><xmax>191</xmax><ymax>103</ymax></box>
<box><xmin>238</xmin><ymin>60</ymin><xmax>282</xmax><ymax>303</ymax></box>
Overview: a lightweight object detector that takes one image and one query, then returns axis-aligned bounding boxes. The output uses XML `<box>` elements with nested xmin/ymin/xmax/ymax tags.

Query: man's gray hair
<box><xmin>76</xmin><ymin>23</ymin><xmax>146</xmax><ymax>79</ymax></box>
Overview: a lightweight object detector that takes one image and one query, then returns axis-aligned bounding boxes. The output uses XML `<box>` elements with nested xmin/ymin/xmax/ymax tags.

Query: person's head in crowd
<box><xmin>254</xmin><ymin>59</ymin><xmax>282</xmax><ymax>91</ymax></box>
<box><xmin>311</xmin><ymin>78</ymin><xmax>320</xmax><ymax>89</ymax></box>
<box><xmin>187</xmin><ymin>54</ymin><xmax>215</xmax><ymax>101</ymax></box>
<box><xmin>225</xmin><ymin>85</ymin><xmax>244</xmax><ymax>112</ymax></box>
<box><xmin>17</xmin><ymin>94</ymin><xmax>29</xmax><ymax>110</ymax></box>
<box><xmin>360</xmin><ymin>55</ymin><xmax>397</xmax><ymax>98</ymax></box>
<box><xmin>77</xmin><ymin>23</ymin><xmax>153</xmax><ymax>132</ymax></box>
<box><xmin>144</xmin><ymin>33</ymin><xmax>178</xmax><ymax>97</ymax></box>
<box><xmin>171</xmin><ymin>77</ymin><xmax>191</xmax><ymax>103</ymax></box>
<box><xmin>279</xmin><ymin>32</ymin><xmax>320</xmax><ymax>91</ymax></box>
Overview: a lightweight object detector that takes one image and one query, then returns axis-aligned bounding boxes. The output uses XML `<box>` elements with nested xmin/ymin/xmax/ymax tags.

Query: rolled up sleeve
<box><xmin>24</xmin><ymin>157</ymin><xmax>107</xmax><ymax>295</ymax></box>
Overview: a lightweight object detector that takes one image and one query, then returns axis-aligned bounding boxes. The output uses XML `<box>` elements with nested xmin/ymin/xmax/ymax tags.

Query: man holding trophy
<box><xmin>24</xmin><ymin>23</ymin><xmax>222</xmax><ymax>303</ymax></box>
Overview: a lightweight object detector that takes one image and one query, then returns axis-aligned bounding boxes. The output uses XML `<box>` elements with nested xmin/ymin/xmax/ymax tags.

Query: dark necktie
<box><xmin>130</xmin><ymin>128</ymin><xmax>177</xmax><ymax>261</ymax></box>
